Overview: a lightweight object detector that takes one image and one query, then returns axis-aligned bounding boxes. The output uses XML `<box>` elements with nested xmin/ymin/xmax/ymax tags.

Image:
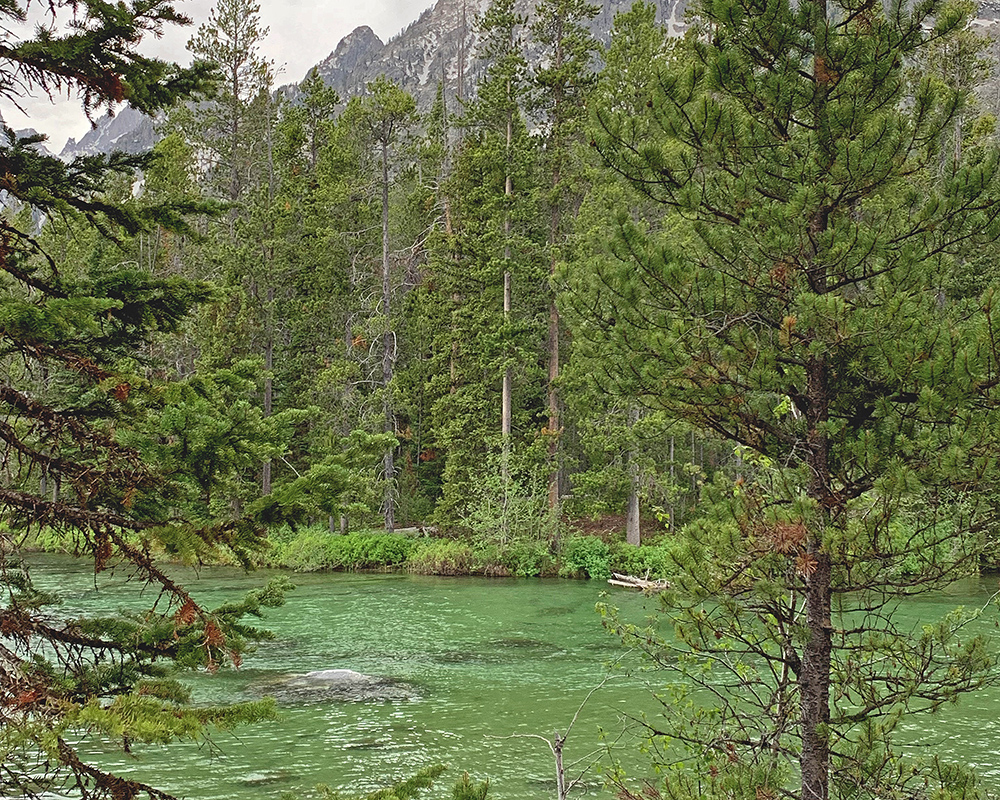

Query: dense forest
<box><xmin>5</xmin><ymin>0</ymin><xmax>1000</xmax><ymax>798</ymax></box>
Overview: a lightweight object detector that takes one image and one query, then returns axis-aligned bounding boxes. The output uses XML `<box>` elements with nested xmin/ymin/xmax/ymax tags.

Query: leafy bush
<box><xmin>558</xmin><ymin>536</ymin><xmax>612</xmax><ymax>579</ymax></box>
<box><xmin>497</xmin><ymin>539</ymin><xmax>555</xmax><ymax>577</ymax></box>
<box><xmin>609</xmin><ymin>541</ymin><xmax>672</xmax><ymax>579</ymax></box>
<box><xmin>266</xmin><ymin>527</ymin><xmax>669</xmax><ymax>581</ymax></box>
<box><xmin>272</xmin><ymin>529</ymin><xmax>415</xmax><ymax>572</ymax></box>
<box><xmin>406</xmin><ymin>540</ymin><xmax>477</xmax><ymax>575</ymax></box>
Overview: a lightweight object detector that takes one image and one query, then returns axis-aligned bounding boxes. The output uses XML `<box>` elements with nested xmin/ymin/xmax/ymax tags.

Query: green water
<box><xmin>22</xmin><ymin>555</ymin><xmax>1000</xmax><ymax>799</ymax></box>
<box><xmin>25</xmin><ymin>556</ymin><xmax>654</xmax><ymax>799</ymax></box>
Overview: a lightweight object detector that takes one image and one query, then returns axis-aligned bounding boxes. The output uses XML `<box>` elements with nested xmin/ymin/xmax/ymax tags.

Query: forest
<box><xmin>4</xmin><ymin>0</ymin><xmax>1000</xmax><ymax>797</ymax></box>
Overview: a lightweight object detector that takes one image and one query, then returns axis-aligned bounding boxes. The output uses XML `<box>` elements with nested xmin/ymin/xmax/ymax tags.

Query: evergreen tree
<box><xmin>185</xmin><ymin>0</ymin><xmax>273</xmax><ymax>205</ymax></box>
<box><xmin>341</xmin><ymin>77</ymin><xmax>417</xmax><ymax>532</ymax></box>
<box><xmin>583</xmin><ymin>0</ymin><xmax>1000</xmax><ymax>797</ymax></box>
<box><xmin>529</xmin><ymin>0</ymin><xmax>600</xmax><ymax>510</ymax></box>
<box><xmin>0</xmin><ymin>2</ymin><xmax>285</xmax><ymax>798</ymax></box>
<box><xmin>564</xmin><ymin>0</ymin><xmax>680</xmax><ymax>545</ymax></box>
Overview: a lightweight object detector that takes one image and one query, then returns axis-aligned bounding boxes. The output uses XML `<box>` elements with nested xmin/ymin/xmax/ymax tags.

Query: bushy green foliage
<box><xmin>405</xmin><ymin>540</ymin><xmax>478</xmax><ymax>575</ymax></box>
<box><xmin>452</xmin><ymin>773</ymin><xmax>490</xmax><ymax>800</ymax></box>
<box><xmin>267</xmin><ymin>526</ymin><xmax>656</xmax><ymax>579</ymax></box>
<box><xmin>307</xmin><ymin>766</ymin><xmax>488</xmax><ymax>800</ymax></box>
<box><xmin>558</xmin><ymin>536</ymin><xmax>612</xmax><ymax>579</ymax></box>
<box><xmin>272</xmin><ymin>529</ymin><xmax>416</xmax><ymax>572</ymax></box>
<box><xmin>608</xmin><ymin>541</ymin><xmax>672</xmax><ymax>579</ymax></box>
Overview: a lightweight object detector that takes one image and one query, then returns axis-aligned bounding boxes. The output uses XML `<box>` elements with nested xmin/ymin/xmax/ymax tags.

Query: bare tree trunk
<box><xmin>626</xmin><ymin>405</ymin><xmax>641</xmax><ymax>546</ymax></box>
<box><xmin>501</xmin><ymin>86</ymin><xmax>514</xmax><ymax>532</ymax></box>
<box><xmin>261</xmin><ymin>111</ymin><xmax>275</xmax><ymax>496</ymax></box>
<box><xmin>381</xmin><ymin>137</ymin><xmax>396</xmax><ymax>532</ymax></box>
<box><xmin>553</xmin><ymin>732</ymin><xmax>567</xmax><ymax>800</ymax></box>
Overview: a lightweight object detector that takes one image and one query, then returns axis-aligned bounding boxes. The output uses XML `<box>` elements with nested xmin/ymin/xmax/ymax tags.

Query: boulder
<box><xmin>258</xmin><ymin>668</ymin><xmax>417</xmax><ymax>704</ymax></box>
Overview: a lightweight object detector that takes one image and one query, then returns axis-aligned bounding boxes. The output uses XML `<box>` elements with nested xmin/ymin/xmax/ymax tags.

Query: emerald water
<box><xmin>22</xmin><ymin>555</ymin><xmax>1000</xmax><ymax>799</ymax></box>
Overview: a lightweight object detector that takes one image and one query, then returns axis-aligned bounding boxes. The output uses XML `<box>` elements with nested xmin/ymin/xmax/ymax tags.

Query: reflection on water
<box><xmin>21</xmin><ymin>555</ymin><xmax>1000</xmax><ymax>799</ymax></box>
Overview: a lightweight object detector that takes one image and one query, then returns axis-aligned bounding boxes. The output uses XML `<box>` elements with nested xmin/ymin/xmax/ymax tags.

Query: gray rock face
<box><xmin>298</xmin><ymin>0</ymin><xmax>673</xmax><ymax>112</ymax></box>
<box><xmin>259</xmin><ymin>668</ymin><xmax>418</xmax><ymax>704</ymax></box>
<box><xmin>59</xmin><ymin>105</ymin><xmax>157</xmax><ymax>161</ymax></box>
<box><xmin>68</xmin><ymin>0</ymin><xmax>659</xmax><ymax>156</ymax></box>
<box><xmin>65</xmin><ymin>0</ymin><xmax>1000</xmax><ymax>158</ymax></box>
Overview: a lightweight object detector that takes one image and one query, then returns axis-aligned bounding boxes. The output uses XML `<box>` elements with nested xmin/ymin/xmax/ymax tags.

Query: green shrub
<box><xmin>609</xmin><ymin>542</ymin><xmax>672</xmax><ymax>579</ymax></box>
<box><xmin>273</xmin><ymin>529</ymin><xmax>414</xmax><ymax>572</ymax></box>
<box><xmin>498</xmin><ymin>539</ymin><xmax>555</xmax><ymax>577</ymax></box>
<box><xmin>332</xmin><ymin>533</ymin><xmax>414</xmax><ymax>569</ymax></box>
<box><xmin>406</xmin><ymin>540</ymin><xmax>477</xmax><ymax>575</ymax></box>
<box><xmin>558</xmin><ymin>536</ymin><xmax>612</xmax><ymax>579</ymax></box>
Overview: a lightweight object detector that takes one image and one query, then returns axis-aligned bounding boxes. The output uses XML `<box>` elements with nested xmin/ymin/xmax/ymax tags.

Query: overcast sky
<box><xmin>2</xmin><ymin>0</ymin><xmax>432</xmax><ymax>153</ymax></box>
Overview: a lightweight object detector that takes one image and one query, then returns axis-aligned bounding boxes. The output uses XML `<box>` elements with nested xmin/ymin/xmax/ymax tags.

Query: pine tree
<box><xmin>529</xmin><ymin>0</ymin><xmax>600</xmax><ymax>510</ymax></box>
<box><xmin>341</xmin><ymin>77</ymin><xmax>417</xmax><ymax>532</ymax></box>
<box><xmin>185</xmin><ymin>0</ymin><xmax>273</xmax><ymax>206</ymax></box>
<box><xmin>563</xmin><ymin>1</ymin><xmax>679</xmax><ymax>545</ymax></box>
<box><xmin>0</xmin><ymin>3</ymin><xmax>286</xmax><ymax>798</ymax></box>
<box><xmin>583</xmin><ymin>0</ymin><xmax>1000</xmax><ymax>796</ymax></box>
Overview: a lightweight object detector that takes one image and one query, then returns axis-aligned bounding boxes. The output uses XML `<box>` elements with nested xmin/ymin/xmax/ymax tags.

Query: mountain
<box><xmin>298</xmin><ymin>0</ymin><xmax>687</xmax><ymax>111</ymax></box>
<box><xmin>61</xmin><ymin>0</ymin><xmax>680</xmax><ymax>159</ymax></box>
<box><xmin>57</xmin><ymin>0</ymin><xmax>998</xmax><ymax>159</ymax></box>
<box><xmin>60</xmin><ymin>105</ymin><xmax>158</xmax><ymax>161</ymax></box>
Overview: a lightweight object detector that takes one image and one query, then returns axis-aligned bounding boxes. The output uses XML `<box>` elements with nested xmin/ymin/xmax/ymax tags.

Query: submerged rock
<box><xmin>239</xmin><ymin>771</ymin><xmax>295</xmax><ymax>787</ymax></box>
<box><xmin>258</xmin><ymin>668</ymin><xmax>417</xmax><ymax>704</ymax></box>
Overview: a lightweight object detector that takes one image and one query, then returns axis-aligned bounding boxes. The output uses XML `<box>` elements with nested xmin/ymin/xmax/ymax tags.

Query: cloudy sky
<box><xmin>2</xmin><ymin>0</ymin><xmax>432</xmax><ymax>153</ymax></box>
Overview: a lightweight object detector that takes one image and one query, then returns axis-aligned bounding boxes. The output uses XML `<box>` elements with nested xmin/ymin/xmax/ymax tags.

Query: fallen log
<box><xmin>608</xmin><ymin>572</ymin><xmax>670</xmax><ymax>591</ymax></box>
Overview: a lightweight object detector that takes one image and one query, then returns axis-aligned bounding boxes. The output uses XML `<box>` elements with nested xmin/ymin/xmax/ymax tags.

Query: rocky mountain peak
<box><xmin>59</xmin><ymin>105</ymin><xmax>157</xmax><ymax>161</ymax></box>
<box><xmin>314</xmin><ymin>25</ymin><xmax>384</xmax><ymax>84</ymax></box>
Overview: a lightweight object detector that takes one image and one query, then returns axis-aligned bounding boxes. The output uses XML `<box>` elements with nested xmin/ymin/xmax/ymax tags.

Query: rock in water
<box><xmin>304</xmin><ymin>668</ymin><xmax>369</xmax><ymax>681</ymax></box>
<box><xmin>258</xmin><ymin>668</ymin><xmax>417</xmax><ymax>704</ymax></box>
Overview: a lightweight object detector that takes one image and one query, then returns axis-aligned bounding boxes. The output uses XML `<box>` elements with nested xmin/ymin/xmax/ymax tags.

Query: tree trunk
<box><xmin>625</xmin><ymin>485</ymin><xmax>640</xmax><ymax>546</ymax></box>
<box><xmin>626</xmin><ymin>404</ymin><xmax>641</xmax><ymax>546</ymax></box>
<box><xmin>799</xmin><ymin>1</ymin><xmax>834</xmax><ymax>792</ymax></box>
<box><xmin>381</xmin><ymin>137</ymin><xmax>396</xmax><ymax>532</ymax></box>
<box><xmin>547</xmin><ymin>295</ymin><xmax>560</xmax><ymax>509</ymax></box>
<box><xmin>546</xmin><ymin>16</ymin><xmax>565</xmax><ymax>512</ymax></box>
<box><xmin>262</xmin><ymin>328</ymin><xmax>272</xmax><ymax>495</ymax></box>
<box><xmin>261</xmin><ymin>114</ymin><xmax>275</xmax><ymax>497</ymax></box>
<box><xmin>800</xmin><ymin>357</ymin><xmax>832</xmax><ymax>800</ymax></box>
<box><xmin>501</xmin><ymin>104</ymin><xmax>513</xmax><ymax>450</ymax></box>
<box><xmin>502</xmin><ymin>91</ymin><xmax>514</xmax><ymax>532</ymax></box>
<box><xmin>553</xmin><ymin>732</ymin><xmax>567</xmax><ymax>800</ymax></box>
<box><xmin>668</xmin><ymin>435</ymin><xmax>675</xmax><ymax>532</ymax></box>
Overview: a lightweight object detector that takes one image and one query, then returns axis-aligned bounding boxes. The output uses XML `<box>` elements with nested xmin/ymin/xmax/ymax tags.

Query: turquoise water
<box><xmin>21</xmin><ymin>556</ymin><xmax>1000</xmax><ymax>799</ymax></box>
<box><xmin>25</xmin><ymin>557</ymin><xmax>653</xmax><ymax>799</ymax></box>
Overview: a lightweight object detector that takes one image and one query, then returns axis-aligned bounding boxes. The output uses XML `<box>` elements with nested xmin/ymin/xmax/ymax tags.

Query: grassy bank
<box><xmin>264</xmin><ymin>526</ymin><xmax>672</xmax><ymax>580</ymax></box>
<box><xmin>19</xmin><ymin>524</ymin><xmax>673</xmax><ymax>580</ymax></box>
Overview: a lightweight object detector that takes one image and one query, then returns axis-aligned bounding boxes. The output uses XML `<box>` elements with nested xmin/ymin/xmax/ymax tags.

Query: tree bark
<box><xmin>261</xmin><ymin>111</ymin><xmax>275</xmax><ymax>497</ymax></box>
<box><xmin>502</xmin><ymin>85</ymin><xmax>514</xmax><ymax>531</ymax></box>
<box><xmin>800</xmin><ymin>357</ymin><xmax>832</xmax><ymax>800</ymax></box>
<box><xmin>381</xmin><ymin>136</ymin><xmax>396</xmax><ymax>532</ymax></box>
<box><xmin>626</xmin><ymin>404</ymin><xmax>641</xmax><ymax>546</ymax></box>
<box><xmin>799</xmin><ymin>7</ymin><xmax>834</xmax><ymax>782</ymax></box>
<box><xmin>546</xmin><ymin>13</ymin><xmax>565</xmax><ymax>512</ymax></box>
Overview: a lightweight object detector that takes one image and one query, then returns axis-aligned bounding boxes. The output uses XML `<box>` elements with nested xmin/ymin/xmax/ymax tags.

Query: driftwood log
<box><xmin>607</xmin><ymin>572</ymin><xmax>670</xmax><ymax>591</ymax></box>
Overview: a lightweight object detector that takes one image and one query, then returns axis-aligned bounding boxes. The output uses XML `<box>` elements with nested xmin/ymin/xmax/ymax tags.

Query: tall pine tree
<box><xmin>0</xmin><ymin>2</ymin><xmax>285</xmax><ymax>798</ymax></box>
<box><xmin>584</xmin><ymin>0</ymin><xmax>1000</xmax><ymax>796</ymax></box>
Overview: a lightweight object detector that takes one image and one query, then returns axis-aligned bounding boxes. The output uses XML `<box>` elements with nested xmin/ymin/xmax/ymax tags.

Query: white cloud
<box><xmin>0</xmin><ymin>0</ymin><xmax>432</xmax><ymax>153</ymax></box>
